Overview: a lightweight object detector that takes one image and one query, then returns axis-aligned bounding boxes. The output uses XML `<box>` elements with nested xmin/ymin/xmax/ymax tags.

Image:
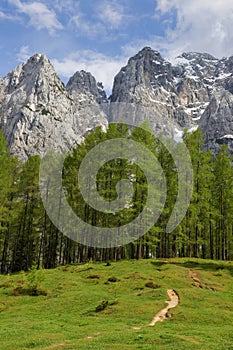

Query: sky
<box><xmin>1</xmin><ymin>0</ymin><xmax>233</xmax><ymax>94</ymax></box>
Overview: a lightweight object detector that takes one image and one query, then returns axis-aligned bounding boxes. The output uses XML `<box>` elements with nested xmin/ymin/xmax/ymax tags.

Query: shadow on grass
<box><xmin>150</xmin><ymin>261</ymin><xmax>167</xmax><ymax>268</ymax></box>
<box><xmin>157</xmin><ymin>259</ymin><xmax>233</xmax><ymax>277</ymax></box>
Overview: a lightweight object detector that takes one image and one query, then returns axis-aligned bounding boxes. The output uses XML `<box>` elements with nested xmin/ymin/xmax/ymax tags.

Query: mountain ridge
<box><xmin>1</xmin><ymin>47</ymin><xmax>233</xmax><ymax>159</ymax></box>
<box><xmin>0</xmin><ymin>53</ymin><xmax>108</xmax><ymax>160</ymax></box>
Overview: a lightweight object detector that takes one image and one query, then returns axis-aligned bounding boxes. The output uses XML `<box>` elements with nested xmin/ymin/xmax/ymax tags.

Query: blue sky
<box><xmin>1</xmin><ymin>0</ymin><xmax>233</xmax><ymax>93</ymax></box>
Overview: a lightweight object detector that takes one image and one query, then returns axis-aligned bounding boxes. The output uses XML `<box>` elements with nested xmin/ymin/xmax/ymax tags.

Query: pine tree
<box><xmin>212</xmin><ymin>145</ymin><xmax>233</xmax><ymax>260</ymax></box>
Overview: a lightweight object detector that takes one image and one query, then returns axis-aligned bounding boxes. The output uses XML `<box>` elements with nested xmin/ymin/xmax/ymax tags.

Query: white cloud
<box><xmin>52</xmin><ymin>50</ymin><xmax>128</xmax><ymax>94</ymax></box>
<box><xmin>52</xmin><ymin>0</ymin><xmax>79</xmax><ymax>14</ymax></box>
<box><xmin>155</xmin><ymin>0</ymin><xmax>233</xmax><ymax>57</ymax></box>
<box><xmin>97</xmin><ymin>0</ymin><xmax>124</xmax><ymax>29</ymax></box>
<box><xmin>8</xmin><ymin>0</ymin><xmax>63</xmax><ymax>35</ymax></box>
<box><xmin>0</xmin><ymin>10</ymin><xmax>18</xmax><ymax>20</ymax></box>
<box><xmin>16</xmin><ymin>45</ymin><xmax>31</xmax><ymax>62</ymax></box>
<box><xmin>67</xmin><ymin>1</ymin><xmax>127</xmax><ymax>39</ymax></box>
<box><xmin>68</xmin><ymin>15</ymin><xmax>105</xmax><ymax>39</ymax></box>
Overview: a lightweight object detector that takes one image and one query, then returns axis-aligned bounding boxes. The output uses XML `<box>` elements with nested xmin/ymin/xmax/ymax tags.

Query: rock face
<box><xmin>110</xmin><ymin>47</ymin><xmax>233</xmax><ymax>151</ymax></box>
<box><xmin>66</xmin><ymin>70</ymin><xmax>108</xmax><ymax>104</ymax></box>
<box><xmin>110</xmin><ymin>47</ymin><xmax>212</xmax><ymax>128</ymax></box>
<box><xmin>1</xmin><ymin>47</ymin><xmax>233</xmax><ymax>160</ymax></box>
<box><xmin>199</xmin><ymin>89</ymin><xmax>233</xmax><ymax>152</ymax></box>
<box><xmin>0</xmin><ymin>54</ymin><xmax>108</xmax><ymax>160</ymax></box>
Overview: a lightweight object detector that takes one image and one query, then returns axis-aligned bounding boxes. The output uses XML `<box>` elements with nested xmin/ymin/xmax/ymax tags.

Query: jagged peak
<box><xmin>139</xmin><ymin>46</ymin><xmax>161</xmax><ymax>55</ymax></box>
<box><xmin>28</xmin><ymin>53</ymin><xmax>46</xmax><ymax>62</ymax></box>
<box><xmin>128</xmin><ymin>46</ymin><xmax>163</xmax><ymax>62</ymax></box>
<box><xmin>3</xmin><ymin>52</ymin><xmax>62</xmax><ymax>95</ymax></box>
<box><xmin>23</xmin><ymin>53</ymin><xmax>54</xmax><ymax>71</ymax></box>
<box><xmin>68</xmin><ymin>69</ymin><xmax>95</xmax><ymax>80</ymax></box>
<box><xmin>66</xmin><ymin>69</ymin><xmax>107</xmax><ymax>104</ymax></box>
<box><xmin>6</xmin><ymin>53</ymin><xmax>54</xmax><ymax>79</ymax></box>
<box><xmin>116</xmin><ymin>46</ymin><xmax>166</xmax><ymax>78</ymax></box>
<box><xmin>178</xmin><ymin>52</ymin><xmax>217</xmax><ymax>62</ymax></box>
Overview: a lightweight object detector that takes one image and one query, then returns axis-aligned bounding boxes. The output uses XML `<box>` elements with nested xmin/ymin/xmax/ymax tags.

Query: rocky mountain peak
<box><xmin>3</xmin><ymin>53</ymin><xmax>60</xmax><ymax>95</ymax></box>
<box><xmin>1</xmin><ymin>47</ymin><xmax>233</xmax><ymax>159</ymax></box>
<box><xmin>109</xmin><ymin>46</ymin><xmax>233</xmax><ymax>152</ymax></box>
<box><xmin>179</xmin><ymin>52</ymin><xmax>217</xmax><ymax>62</ymax></box>
<box><xmin>128</xmin><ymin>46</ymin><xmax>163</xmax><ymax>62</ymax></box>
<box><xmin>0</xmin><ymin>54</ymin><xmax>108</xmax><ymax>160</ymax></box>
<box><xmin>66</xmin><ymin>70</ymin><xmax>107</xmax><ymax>104</ymax></box>
<box><xmin>110</xmin><ymin>47</ymin><xmax>213</xmax><ymax>131</ymax></box>
<box><xmin>110</xmin><ymin>46</ymin><xmax>174</xmax><ymax>103</ymax></box>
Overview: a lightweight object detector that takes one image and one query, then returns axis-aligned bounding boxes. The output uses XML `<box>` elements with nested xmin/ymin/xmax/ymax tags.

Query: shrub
<box><xmin>12</xmin><ymin>266</ymin><xmax>47</xmax><ymax>297</ymax></box>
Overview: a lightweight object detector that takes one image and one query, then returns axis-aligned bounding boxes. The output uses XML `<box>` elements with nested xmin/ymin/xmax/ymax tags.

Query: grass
<box><xmin>0</xmin><ymin>258</ymin><xmax>233</xmax><ymax>349</ymax></box>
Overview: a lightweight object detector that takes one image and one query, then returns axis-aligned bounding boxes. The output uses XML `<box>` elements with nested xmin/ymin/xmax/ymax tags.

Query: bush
<box><xmin>12</xmin><ymin>266</ymin><xmax>47</xmax><ymax>297</ymax></box>
<box><xmin>26</xmin><ymin>266</ymin><xmax>44</xmax><ymax>291</ymax></box>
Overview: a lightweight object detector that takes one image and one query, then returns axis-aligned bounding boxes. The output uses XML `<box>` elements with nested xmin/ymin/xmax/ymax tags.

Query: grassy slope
<box><xmin>0</xmin><ymin>258</ymin><xmax>233</xmax><ymax>350</ymax></box>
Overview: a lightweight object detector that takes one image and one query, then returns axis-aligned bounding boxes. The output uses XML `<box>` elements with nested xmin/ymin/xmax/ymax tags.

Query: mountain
<box><xmin>0</xmin><ymin>54</ymin><xmax>107</xmax><ymax>160</ymax></box>
<box><xmin>110</xmin><ymin>47</ymin><xmax>233</xmax><ymax>151</ymax></box>
<box><xmin>66</xmin><ymin>70</ymin><xmax>108</xmax><ymax>104</ymax></box>
<box><xmin>199</xmin><ymin>89</ymin><xmax>233</xmax><ymax>152</ymax></box>
<box><xmin>1</xmin><ymin>47</ymin><xmax>233</xmax><ymax>159</ymax></box>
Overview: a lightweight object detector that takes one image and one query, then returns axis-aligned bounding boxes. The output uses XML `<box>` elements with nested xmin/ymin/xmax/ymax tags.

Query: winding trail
<box><xmin>149</xmin><ymin>289</ymin><xmax>179</xmax><ymax>326</ymax></box>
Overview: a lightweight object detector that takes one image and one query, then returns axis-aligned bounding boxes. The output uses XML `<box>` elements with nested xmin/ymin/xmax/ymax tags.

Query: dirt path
<box><xmin>149</xmin><ymin>289</ymin><xmax>179</xmax><ymax>326</ymax></box>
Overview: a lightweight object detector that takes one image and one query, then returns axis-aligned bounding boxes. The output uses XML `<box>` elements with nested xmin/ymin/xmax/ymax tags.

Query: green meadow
<box><xmin>0</xmin><ymin>259</ymin><xmax>233</xmax><ymax>350</ymax></box>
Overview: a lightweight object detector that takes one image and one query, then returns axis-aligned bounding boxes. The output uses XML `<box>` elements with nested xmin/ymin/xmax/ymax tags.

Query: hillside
<box><xmin>0</xmin><ymin>259</ymin><xmax>233</xmax><ymax>349</ymax></box>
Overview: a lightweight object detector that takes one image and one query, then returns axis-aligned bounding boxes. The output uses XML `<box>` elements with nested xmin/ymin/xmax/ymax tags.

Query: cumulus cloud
<box><xmin>52</xmin><ymin>50</ymin><xmax>128</xmax><ymax>94</ymax></box>
<box><xmin>156</xmin><ymin>0</ymin><xmax>233</xmax><ymax>57</ymax></box>
<box><xmin>8</xmin><ymin>0</ymin><xmax>63</xmax><ymax>35</ymax></box>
